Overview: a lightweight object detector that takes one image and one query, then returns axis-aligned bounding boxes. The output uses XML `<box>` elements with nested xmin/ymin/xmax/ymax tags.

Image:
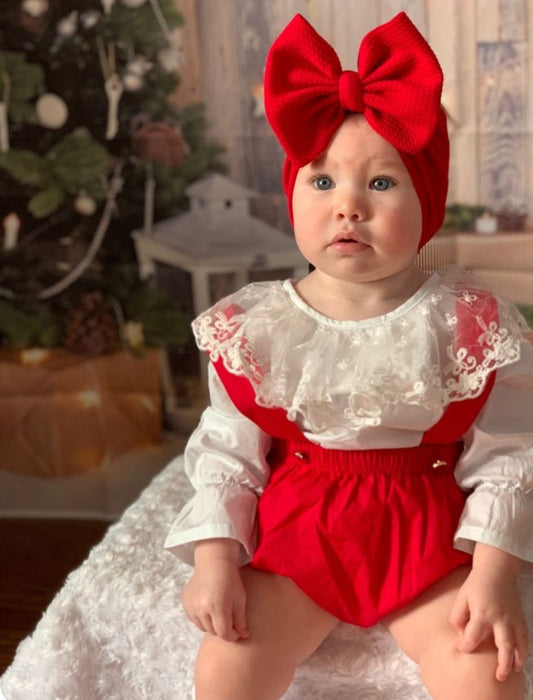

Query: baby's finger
<box><xmin>449</xmin><ymin>597</ymin><xmax>469</xmax><ymax>633</ymax></box>
<box><xmin>212</xmin><ymin>607</ymin><xmax>240</xmax><ymax>641</ymax></box>
<box><xmin>513</xmin><ymin>623</ymin><xmax>529</xmax><ymax>671</ymax></box>
<box><xmin>457</xmin><ymin>619</ymin><xmax>487</xmax><ymax>653</ymax></box>
<box><xmin>233</xmin><ymin>597</ymin><xmax>250</xmax><ymax>639</ymax></box>
<box><xmin>201</xmin><ymin>612</ymin><xmax>217</xmax><ymax>637</ymax></box>
<box><xmin>190</xmin><ymin>613</ymin><xmax>210</xmax><ymax>634</ymax></box>
<box><xmin>493</xmin><ymin>623</ymin><xmax>515</xmax><ymax>682</ymax></box>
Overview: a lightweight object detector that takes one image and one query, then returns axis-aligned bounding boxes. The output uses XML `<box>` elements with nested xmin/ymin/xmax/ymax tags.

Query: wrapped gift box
<box><xmin>0</xmin><ymin>348</ymin><xmax>162</xmax><ymax>478</ymax></box>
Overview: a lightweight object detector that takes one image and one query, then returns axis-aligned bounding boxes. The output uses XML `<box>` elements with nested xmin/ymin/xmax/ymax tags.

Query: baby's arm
<box><xmin>165</xmin><ymin>363</ymin><xmax>272</xmax><ymax>564</ymax></box>
<box><xmin>452</xmin><ymin>341</ymin><xmax>533</xmax><ymax>681</ymax></box>
<box><xmin>166</xmin><ymin>364</ymin><xmax>272</xmax><ymax>640</ymax></box>
<box><xmin>182</xmin><ymin>538</ymin><xmax>250</xmax><ymax>642</ymax></box>
<box><xmin>450</xmin><ymin>542</ymin><xmax>528</xmax><ymax>682</ymax></box>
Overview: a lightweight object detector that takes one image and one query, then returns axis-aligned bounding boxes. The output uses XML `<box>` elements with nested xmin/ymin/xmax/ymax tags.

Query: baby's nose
<box><xmin>335</xmin><ymin>189</ymin><xmax>367</xmax><ymax>220</ymax></box>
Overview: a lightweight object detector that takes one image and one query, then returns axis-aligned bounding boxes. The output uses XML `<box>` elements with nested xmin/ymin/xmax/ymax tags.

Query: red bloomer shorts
<box><xmin>250</xmin><ymin>440</ymin><xmax>472</xmax><ymax>627</ymax></box>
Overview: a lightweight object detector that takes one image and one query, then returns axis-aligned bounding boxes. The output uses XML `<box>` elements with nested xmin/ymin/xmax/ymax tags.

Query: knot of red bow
<box><xmin>338</xmin><ymin>70</ymin><xmax>363</xmax><ymax>112</ymax></box>
<box><xmin>264</xmin><ymin>12</ymin><xmax>444</xmax><ymax>166</ymax></box>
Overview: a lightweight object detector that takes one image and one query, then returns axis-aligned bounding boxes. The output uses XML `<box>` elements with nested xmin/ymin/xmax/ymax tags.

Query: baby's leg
<box><xmin>194</xmin><ymin>566</ymin><xmax>338</xmax><ymax>700</ymax></box>
<box><xmin>384</xmin><ymin>566</ymin><xmax>525</xmax><ymax>700</ymax></box>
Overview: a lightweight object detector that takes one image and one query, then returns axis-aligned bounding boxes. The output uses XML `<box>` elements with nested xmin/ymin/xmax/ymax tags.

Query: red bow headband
<box><xmin>264</xmin><ymin>12</ymin><xmax>449</xmax><ymax>249</ymax></box>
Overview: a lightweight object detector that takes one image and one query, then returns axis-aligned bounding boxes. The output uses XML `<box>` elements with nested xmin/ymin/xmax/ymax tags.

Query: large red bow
<box><xmin>264</xmin><ymin>12</ymin><xmax>443</xmax><ymax>165</ymax></box>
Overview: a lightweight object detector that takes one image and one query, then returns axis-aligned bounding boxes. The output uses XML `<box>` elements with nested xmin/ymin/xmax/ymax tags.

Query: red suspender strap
<box><xmin>212</xmin><ymin>358</ymin><xmax>306</xmax><ymax>441</ymax></box>
<box><xmin>421</xmin><ymin>374</ymin><xmax>495</xmax><ymax>444</ymax></box>
<box><xmin>422</xmin><ymin>290</ymin><xmax>499</xmax><ymax>444</ymax></box>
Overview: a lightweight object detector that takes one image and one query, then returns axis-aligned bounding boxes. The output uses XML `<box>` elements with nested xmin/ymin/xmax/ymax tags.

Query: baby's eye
<box><xmin>312</xmin><ymin>175</ymin><xmax>334</xmax><ymax>190</ymax></box>
<box><xmin>371</xmin><ymin>177</ymin><xmax>393</xmax><ymax>191</ymax></box>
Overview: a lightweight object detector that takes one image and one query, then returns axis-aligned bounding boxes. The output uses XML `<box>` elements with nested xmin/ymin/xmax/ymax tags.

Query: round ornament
<box><xmin>57</xmin><ymin>10</ymin><xmax>78</xmax><ymax>37</ymax></box>
<box><xmin>74</xmin><ymin>192</ymin><xmax>97</xmax><ymax>216</ymax></box>
<box><xmin>158</xmin><ymin>29</ymin><xmax>184</xmax><ymax>72</ymax></box>
<box><xmin>21</xmin><ymin>0</ymin><xmax>49</xmax><ymax>18</ymax></box>
<box><xmin>121</xmin><ymin>0</ymin><xmax>147</xmax><ymax>7</ymax></box>
<box><xmin>123</xmin><ymin>73</ymin><xmax>144</xmax><ymax>92</ymax></box>
<box><xmin>132</xmin><ymin>122</ymin><xmax>189</xmax><ymax>167</ymax></box>
<box><xmin>126</xmin><ymin>55</ymin><xmax>152</xmax><ymax>76</ymax></box>
<box><xmin>81</xmin><ymin>10</ymin><xmax>102</xmax><ymax>29</ymax></box>
<box><xmin>36</xmin><ymin>93</ymin><xmax>68</xmax><ymax>129</ymax></box>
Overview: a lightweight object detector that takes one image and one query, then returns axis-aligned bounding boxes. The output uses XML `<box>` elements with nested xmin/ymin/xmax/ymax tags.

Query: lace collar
<box><xmin>192</xmin><ymin>266</ymin><xmax>528</xmax><ymax>431</ymax></box>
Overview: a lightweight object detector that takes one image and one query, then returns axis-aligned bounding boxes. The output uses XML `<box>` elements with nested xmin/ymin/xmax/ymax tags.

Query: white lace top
<box><xmin>165</xmin><ymin>266</ymin><xmax>533</xmax><ymax>567</ymax></box>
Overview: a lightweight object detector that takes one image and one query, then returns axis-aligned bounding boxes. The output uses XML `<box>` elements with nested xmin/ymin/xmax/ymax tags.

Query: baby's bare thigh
<box><xmin>383</xmin><ymin>566</ymin><xmax>525</xmax><ymax>699</ymax></box>
<box><xmin>198</xmin><ymin>568</ymin><xmax>336</xmax><ymax>661</ymax></box>
<box><xmin>383</xmin><ymin>565</ymin><xmax>471</xmax><ymax>660</ymax></box>
<box><xmin>235</xmin><ymin>567</ymin><xmax>337</xmax><ymax>662</ymax></box>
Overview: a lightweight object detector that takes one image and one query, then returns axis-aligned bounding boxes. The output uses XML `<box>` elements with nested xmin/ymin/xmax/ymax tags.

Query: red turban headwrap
<box><xmin>264</xmin><ymin>12</ymin><xmax>449</xmax><ymax>249</ymax></box>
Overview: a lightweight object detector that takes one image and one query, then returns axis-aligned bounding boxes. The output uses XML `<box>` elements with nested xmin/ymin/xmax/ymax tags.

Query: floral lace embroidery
<box><xmin>192</xmin><ymin>267</ymin><xmax>528</xmax><ymax>433</ymax></box>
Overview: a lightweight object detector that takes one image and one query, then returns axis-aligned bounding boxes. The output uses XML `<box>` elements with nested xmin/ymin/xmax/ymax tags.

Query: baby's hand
<box><xmin>182</xmin><ymin>539</ymin><xmax>250</xmax><ymax>642</ymax></box>
<box><xmin>449</xmin><ymin>546</ymin><xmax>528</xmax><ymax>682</ymax></box>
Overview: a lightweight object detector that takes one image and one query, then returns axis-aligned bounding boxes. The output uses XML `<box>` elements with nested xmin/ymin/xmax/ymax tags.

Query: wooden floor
<box><xmin>0</xmin><ymin>518</ymin><xmax>110</xmax><ymax>675</ymax></box>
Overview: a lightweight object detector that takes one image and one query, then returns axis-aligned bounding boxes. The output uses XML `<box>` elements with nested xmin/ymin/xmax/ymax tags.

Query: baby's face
<box><xmin>291</xmin><ymin>114</ymin><xmax>422</xmax><ymax>287</ymax></box>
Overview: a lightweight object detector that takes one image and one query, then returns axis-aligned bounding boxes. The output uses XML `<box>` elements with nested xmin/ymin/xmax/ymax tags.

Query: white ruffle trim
<box><xmin>192</xmin><ymin>266</ymin><xmax>528</xmax><ymax>433</ymax></box>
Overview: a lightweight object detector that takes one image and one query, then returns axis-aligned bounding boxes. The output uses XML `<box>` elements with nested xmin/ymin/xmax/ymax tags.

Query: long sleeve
<box><xmin>454</xmin><ymin>339</ymin><xmax>533</xmax><ymax>564</ymax></box>
<box><xmin>164</xmin><ymin>363</ymin><xmax>272</xmax><ymax>565</ymax></box>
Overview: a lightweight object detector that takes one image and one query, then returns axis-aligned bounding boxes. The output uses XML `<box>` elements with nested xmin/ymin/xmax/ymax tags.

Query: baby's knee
<box><xmin>419</xmin><ymin>634</ymin><xmax>525</xmax><ymax>699</ymax></box>
<box><xmin>195</xmin><ymin>634</ymin><xmax>295</xmax><ymax>700</ymax></box>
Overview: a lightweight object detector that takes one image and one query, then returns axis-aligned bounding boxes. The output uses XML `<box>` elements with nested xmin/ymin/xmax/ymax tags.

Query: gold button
<box><xmin>432</xmin><ymin>459</ymin><xmax>447</xmax><ymax>469</ymax></box>
<box><xmin>293</xmin><ymin>451</ymin><xmax>306</xmax><ymax>460</ymax></box>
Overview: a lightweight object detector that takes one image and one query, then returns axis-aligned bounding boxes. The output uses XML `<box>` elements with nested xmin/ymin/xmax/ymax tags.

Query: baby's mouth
<box><xmin>330</xmin><ymin>232</ymin><xmax>370</xmax><ymax>250</ymax></box>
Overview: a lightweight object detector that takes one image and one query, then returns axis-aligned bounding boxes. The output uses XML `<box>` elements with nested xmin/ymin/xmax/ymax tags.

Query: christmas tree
<box><xmin>0</xmin><ymin>0</ymin><xmax>222</xmax><ymax>354</ymax></box>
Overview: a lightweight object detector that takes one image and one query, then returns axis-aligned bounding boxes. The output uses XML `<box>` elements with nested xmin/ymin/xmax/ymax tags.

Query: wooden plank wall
<box><xmin>476</xmin><ymin>0</ymin><xmax>528</xmax><ymax>216</ymax></box>
<box><xmin>172</xmin><ymin>0</ymin><xmax>533</xmax><ymax>227</ymax></box>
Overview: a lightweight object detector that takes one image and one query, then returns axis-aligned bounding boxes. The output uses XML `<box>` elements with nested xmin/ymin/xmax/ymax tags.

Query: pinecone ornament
<box><xmin>63</xmin><ymin>292</ymin><xmax>120</xmax><ymax>355</ymax></box>
<box><xmin>132</xmin><ymin>122</ymin><xmax>189</xmax><ymax>167</ymax></box>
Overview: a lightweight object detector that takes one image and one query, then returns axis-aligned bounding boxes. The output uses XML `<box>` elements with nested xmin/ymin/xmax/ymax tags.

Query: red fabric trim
<box><xmin>212</xmin><ymin>359</ymin><xmax>305</xmax><ymax>441</ymax></box>
<box><xmin>422</xmin><ymin>291</ymin><xmax>499</xmax><ymax>444</ymax></box>
<box><xmin>421</xmin><ymin>373</ymin><xmax>495</xmax><ymax>444</ymax></box>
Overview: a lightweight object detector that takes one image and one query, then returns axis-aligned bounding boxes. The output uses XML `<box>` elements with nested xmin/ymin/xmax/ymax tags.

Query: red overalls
<box><xmin>209</xmin><ymin>292</ymin><xmax>498</xmax><ymax>627</ymax></box>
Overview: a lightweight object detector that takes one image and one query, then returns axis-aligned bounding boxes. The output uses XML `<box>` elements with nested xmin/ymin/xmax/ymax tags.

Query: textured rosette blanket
<box><xmin>2</xmin><ymin>455</ymin><xmax>532</xmax><ymax>700</ymax></box>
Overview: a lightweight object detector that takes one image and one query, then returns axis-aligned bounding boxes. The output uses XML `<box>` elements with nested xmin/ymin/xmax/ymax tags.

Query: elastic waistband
<box><xmin>268</xmin><ymin>440</ymin><xmax>464</xmax><ymax>476</ymax></box>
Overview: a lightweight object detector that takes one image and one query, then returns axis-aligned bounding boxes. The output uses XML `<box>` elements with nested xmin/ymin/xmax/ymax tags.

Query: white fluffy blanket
<box><xmin>2</xmin><ymin>456</ymin><xmax>532</xmax><ymax>700</ymax></box>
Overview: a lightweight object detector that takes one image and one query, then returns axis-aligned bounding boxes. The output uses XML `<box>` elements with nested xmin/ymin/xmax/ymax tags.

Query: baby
<box><xmin>166</xmin><ymin>13</ymin><xmax>533</xmax><ymax>699</ymax></box>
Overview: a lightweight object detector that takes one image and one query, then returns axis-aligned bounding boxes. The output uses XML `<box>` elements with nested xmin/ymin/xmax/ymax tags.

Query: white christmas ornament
<box><xmin>81</xmin><ymin>10</ymin><xmax>102</xmax><ymax>29</ymax></box>
<box><xmin>36</xmin><ymin>93</ymin><xmax>68</xmax><ymax>129</ymax></box>
<box><xmin>123</xmin><ymin>55</ymin><xmax>152</xmax><ymax>92</ymax></box>
<box><xmin>123</xmin><ymin>73</ymin><xmax>144</xmax><ymax>92</ymax></box>
<box><xmin>22</xmin><ymin>0</ymin><xmax>49</xmax><ymax>18</ymax></box>
<box><xmin>98</xmin><ymin>39</ymin><xmax>124</xmax><ymax>140</ymax></box>
<box><xmin>158</xmin><ymin>29</ymin><xmax>184</xmax><ymax>72</ymax></box>
<box><xmin>3</xmin><ymin>213</ymin><xmax>21</xmax><ymax>250</ymax></box>
<box><xmin>104</xmin><ymin>74</ymin><xmax>123</xmax><ymax>140</ymax></box>
<box><xmin>57</xmin><ymin>10</ymin><xmax>78</xmax><ymax>37</ymax></box>
<box><xmin>74</xmin><ymin>192</ymin><xmax>97</xmax><ymax>216</ymax></box>
<box><xmin>121</xmin><ymin>0</ymin><xmax>147</xmax><ymax>7</ymax></box>
<box><xmin>126</xmin><ymin>55</ymin><xmax>153</xmax><ymax>77</ymax></box>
